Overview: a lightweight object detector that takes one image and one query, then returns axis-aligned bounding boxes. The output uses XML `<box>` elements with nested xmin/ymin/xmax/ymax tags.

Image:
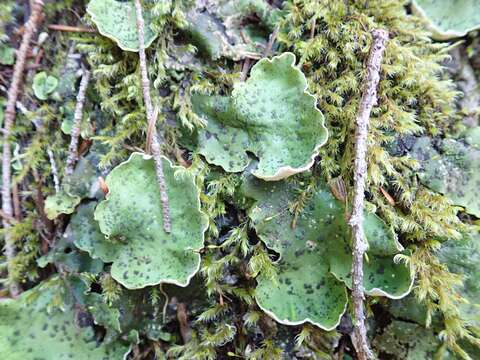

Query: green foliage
<box><xmin>93</xmin><ymin>153</ymin><xmax>208</xmax><ymax>289</ymax></box>
<box><xmin>240</xmin><ymin>175</ymin><xmax>412</xmax><ymax>329</ymax></box>
<box><xmin>191</xmin><ymin>53</ymin><xmax>328</xmax><ymax>180</ymax></box>
<box><xmin>32</xmin><ymin>71</ymin><xmax>59</xmax><ymax>100</ymax></box>
<box><xmin>412</xmin><ymin>0</ymin><xmax>480</xmax><ymax>40</ymax></box>
<box><xmin>411</xmin><ymin>137</ymin><xmax>480</xmax><ymax>217</ymax></box>
<box><xmin>0</xmin><ymin>280</ymin><xmax>130</xmax><ymax>359</ymax></box>
<box><xmin>87</xmin><ymin>0</ymin><xmax>158</xmax><ymax>51</ymax></box>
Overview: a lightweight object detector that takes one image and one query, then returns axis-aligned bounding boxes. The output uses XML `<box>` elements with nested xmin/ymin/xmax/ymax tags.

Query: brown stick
<box><xmin>134</xmin><ymin>0</ymin><xmax>171</xmax><ymax>233</ymax></box>
<box><xmin>2</xmin><ymin>0</ymin><xmax>44</xmax><ymax>297</ymax></box>
<box><xmin>64</xmin><ymin>70</ymin><xmax>90</xmax><ymax>178</ymax></box>
<box><xmin>349</xmin><ymin>29</ymin><xmax>388</xmax><ymax>360</ymax></box>
<box><xmin>47</xmin><ymin>24</ymin><xmax>96</xmax><ymax>33</ymax></box>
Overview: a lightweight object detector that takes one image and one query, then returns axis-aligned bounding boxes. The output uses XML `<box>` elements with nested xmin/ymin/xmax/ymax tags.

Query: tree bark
<box><xmin>2</xmin><ymin>0</ymin><xmax>44</xmax><ymax>297</ymax></box>
<box><xmin>349</xmin><ymin>28</ymin><xmax>389</xmax><ymax>360</ymax></box>
<box><xmin>134</xmin><ymin>0</ymin><xmax>171</xmax><ymax>233</ymax></box>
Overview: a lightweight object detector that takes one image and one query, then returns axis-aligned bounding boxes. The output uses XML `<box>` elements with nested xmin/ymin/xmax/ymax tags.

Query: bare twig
<box><xmin>349</xmin><ymin>29</ymin><xmax>388</xmax><ymax>360</ymax></box>
<box><xmin>12</xmin><ymin>182</ymin><xmax>21</xmax><ymax>221</ymax></box>
<box><xmin>47</xmin><ymin>149</ymin><xmax>60</xmax><ymax>193</ymax></box>
<box><xmin>145</xmin><ymin>105</ymin><xmax>159</xmax><ymax>154</ymax></box>
<box><xmin>176</xmin><ymin>302</ymin><xmax>191</xmax><ymax>344</ymax></box>
<box><xmin>64</xmin><ymin>69</ymin><xmax>90</xmax><ymax>178</ymax></box>
<box><xmin>159</xmin><ymin>283</ymin><xmax>169</xmax><ymax>323</ymax></box>
<box><xmin>47</xmin><ymin>24</ymin><xmax>96</xmax><ymax>33</ymax></box>
<box><xmin>240</xmin><ymin>57</ymin><xmax>251</xmax><ymax>82</ymax></box>
<box><xmin>264</xmin><ymin>25</ymin><xmax>279</xmax><ymax>57</ymax></box>
<box><xmin>0</xmin><ymin>209</ymin><xmax>18</xmax><ymax>225</ymax></box>
<box><xmin>2</xmin><ymin>0</ymin><xmax>44</xmax><ymax>297</ymax></box>
<box><xmin>134</xmin><ymin>0</ymin><xmax>171</xmax><ymax>233</ymax></box>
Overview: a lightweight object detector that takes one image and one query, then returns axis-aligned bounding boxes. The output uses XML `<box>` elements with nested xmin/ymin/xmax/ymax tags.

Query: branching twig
<box><xmin>349</xmin><ymin>29</ymin><xmax>388</xmax><ymax>360</ymax></box>
<box><xmin>1</xmin><ymin>0</ymin><xmax>44</xmax><ymax>297</ymax></box>
<box><xmin>134</xmin><ymin>0</ymin><xmax>171</xmax><ymax>233</ymax></box>
<box><xmin>64</xmin><ymin>69</ymin><xmax>90</xmax><ymax>178</ymax></box>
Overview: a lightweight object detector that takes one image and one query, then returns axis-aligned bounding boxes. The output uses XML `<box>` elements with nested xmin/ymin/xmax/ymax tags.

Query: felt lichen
<box><xmin>240</xmin><ymin>176</ymin><xmax>412</xmax><ymax>329</ymax></box>
<box><xmin>0</xmin><ymin>283</ymin><xmax>130</xmax><ymax>359</ymax></box>
<box><xmin>93</xmin><ymin>152</ymin><xmax>208</xmax><ymax>289</ymax></box>
<box><xmin>87</xmin><ymin>0</ymin><xmax>158</xmax><ymax>51</ymax></box>
<box><xmin>412</xmin><ymin>0</ymin><xmax>480</xmax><ymax>40</ymax></box>
<box><xmin>191</xmin><ymin>52</ymin><xmax>328</xmax><ymax>180</ymax></box>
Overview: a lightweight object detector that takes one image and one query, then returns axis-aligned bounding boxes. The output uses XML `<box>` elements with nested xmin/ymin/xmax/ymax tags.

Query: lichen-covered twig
<box><xmin>134</xmin><ymin>0</ymin><xmax>171</xmax><ymax>233</ymax></box>
<box><xmin>64</xmin><ymin>69</ymin><xmax>90</xmax><ymax>178</ymax></box>
<box><xmin>2</xmin><ymin>0</ymin><xmax>44</xmax><ymax>297</ymax></box>
<box><xmin>349</xmin><ymin>29</ymin><xmax>388</xmax><ymax>360</ymax></box>
<box><xmin>47</xmin><ymin>149</ymin><xmax>60</xmax><ymax>193</ymax></box>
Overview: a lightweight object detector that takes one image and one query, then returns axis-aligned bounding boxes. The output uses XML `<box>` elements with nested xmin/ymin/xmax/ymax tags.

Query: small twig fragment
<box><xmin>2</xmin><ymin>0</ymin><xmax>44</xmax><ymax>298</ymax></box>
<box><xmin>240</xmin><ymin>57</ymin><xmax>251</xmax><ymax>82</ymax></box>
<box><xmin>380</xmin><ymin>186</ymin><xmax>395</xmax><ymax>206</ymax></box>
<box><xmin>145</xmin><ymin>105</ymin><xmax>159</xmax><ymax>154</ymax></box>
<box><xmin>47</xmin><ymin>149</ymin><xmax>60</xmax><ymax>193</ymax></box>
<box><xmin>264</xmin><ymin>25</ymin><xmax>279</xmax><ymax>57</ymax></box>
<box><xmin>349</xmin><ymin>29</ymin><xmax>389</xmax><ymax>360</ymax></box>
<box><xmin>176</xmin><ymin>302</ymin><xmax>191</xmax><ymax>344</ymax></box>
<box><xmin>98</xmin><ymin>177</ymin><xmax>109</xmax><ymax>196</ymax></box>
<box><xmin>64</xmin><ymin>69</ymin><xmax>90</xmax><ymax>178</ymax></box>
<box><xmin>134</xmin><ymin>0</ymin><xmax>171</xmax><ymax>233</ymax></box>
<box><xmin>47</xmin><ymin>24</ymin><xmax>96</xmax><ymax>33</ymax></box>
<box><xmin>0</xmin><ymin>209</ymin><xmax>18</xmax><ymax>225</ymax></box>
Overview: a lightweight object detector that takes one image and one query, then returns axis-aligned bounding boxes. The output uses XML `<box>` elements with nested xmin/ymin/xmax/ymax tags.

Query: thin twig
<box><xmin>349</xmin><ymin>29</ymin><xmax>388</xmax><ymax>360</ymax></box>
<box><xmin>64</xmin><ymin>69</ymin><xmax>90</xmax><ymax>178</ymax></box>
<box><xmin>47</xmin><ymin>24</ymin><xmax>96</xmax><ymax>33</ymax></box>
<box><xmin>145</xmin><ymin>105</ymin><xmax>159</xmax><ymax>154</ymax></box>
<box><xmin>159</xmin><ymin>283</ymin><xmax>169</xmax><ymax>323</ymax></box>
<box><xmin>12</xmin><ymin>182</ymin><xmax>21</xmax><ymax>221</ymax></box>
<box><xmin>2</xmin><ymin>0</ymin><xmax>44</xmax><ymax>298</ymax></box>
<box><xmin>0</xmin><ymin>209</ymin><xmax>18</xmax><ymax>225</ymax></box>
<box><xmin>240</xmin><ymin>57</ymin><xmax>251</xmax><ymax>82</ymax></box>
<box><xmin>134</xmin><ymin>0</ymin><xmax>171</xmax><ymax>233</ymax></box>
<box><xmin>264</xmin><ymin>25</ymin><xmax>279</xmax><ymax>57</ymax></box>
<box><xmin>47</xmin><ymin>149</ymin><xmax>60</xmax><ymax>193</ymax></box>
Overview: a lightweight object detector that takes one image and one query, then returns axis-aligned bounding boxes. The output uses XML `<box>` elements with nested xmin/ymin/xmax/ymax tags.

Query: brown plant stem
<box><xmin>349</xmin><ymin>28</ymin><xmax>388</xmax><ymax>360</ymax></box>
<box><xmin>64</xmin><ymin>69</ymin><xmax>90</xmax><ymax>178</ymax></box>
<box><xmin>2</xmin><ymin>0</ymin><xmax>44</xmax><ymax>297</ymax></box>
<box><xmin>134</xmin><ymin>0</ymin><xmax>171</xmax><ymax>233</ymax></box>
<box><xmin>47</xmin><ymin>24</ymin><xmax>96</xmax><ymax>33</ymax></box>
